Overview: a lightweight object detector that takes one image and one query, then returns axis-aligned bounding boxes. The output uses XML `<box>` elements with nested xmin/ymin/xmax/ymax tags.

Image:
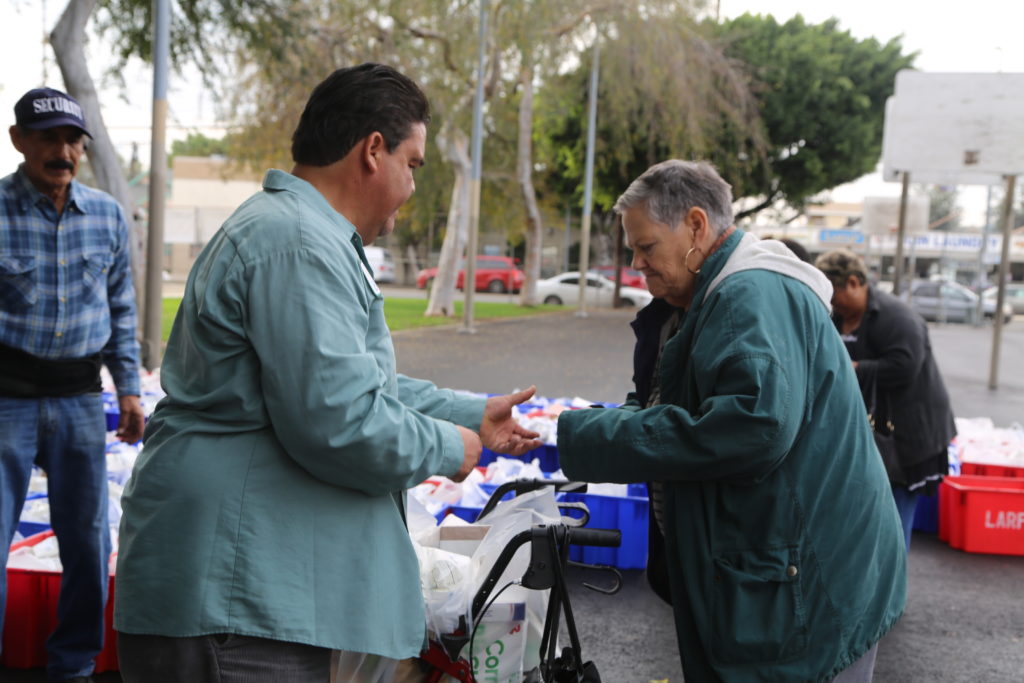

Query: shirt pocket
<box><xmin>710</xmin><ymin>544</ymin><xmax>808</xmax><ymax>665</ymax></box>
<box><xmin>81</xmin><ymin>251</ymin><xmax>114</xmax><ymax>303</ymax></box>
<box><xmin>0</xmin><ymin>255</ymin><xmax>39</xmax><ymax>311</ymax></box>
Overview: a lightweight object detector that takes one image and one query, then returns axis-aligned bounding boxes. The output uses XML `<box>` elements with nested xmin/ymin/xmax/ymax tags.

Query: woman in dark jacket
<box><xmin>816</xmin><ymin>250</ymin><xmax>956</xmax><ymax>547</ymax></box>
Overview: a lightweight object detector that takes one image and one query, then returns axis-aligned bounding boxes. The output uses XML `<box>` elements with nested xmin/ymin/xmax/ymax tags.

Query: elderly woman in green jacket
<box><xmin>557</xmin><ymin>160</ymin><xmax>906</xmax><ymax>682</ymax></box>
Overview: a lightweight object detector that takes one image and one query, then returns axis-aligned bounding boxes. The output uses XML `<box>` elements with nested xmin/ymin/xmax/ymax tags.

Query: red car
<box><xmin>590</xmin><ymin>265</ymin><xmax>647</xmax><ymax>289</ymax></box>
<box><xmin>416</xmin><ymin>256</ymin><xmax>525</xmax><ymax>293</ymax></box>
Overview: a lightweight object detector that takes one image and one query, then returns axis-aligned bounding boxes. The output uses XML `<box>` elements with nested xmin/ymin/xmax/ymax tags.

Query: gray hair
<box><xmin>613</xmin><ymin>160</ymin><xmax>734</xmax><ymax>236</ymax></box>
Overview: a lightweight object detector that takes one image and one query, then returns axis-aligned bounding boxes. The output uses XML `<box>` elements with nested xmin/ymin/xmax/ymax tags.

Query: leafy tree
<box><xmin>48</xmin><ymin>0</ymin><xmax>311</xmax><ymax>327</ymax></box>
<box><xmin>535</xmin><ymin>8</ymin><xmax>760</xmax><ymax>259</ymax></box>
<box><xmin>50</xmin><ymin>0</ymin><xmax>145</xmax><ymax>294</ymax></box>
<box><xmin>169</xmin><ymin>132</ymin><xmax>231</xmax><ymax>161</ymax></box>
<box><xmin>707</xmin><ymin>13</ymin><xmax>916</xmax><ymax>218</ymax></box>
<box><xmin>540</xmin><ymin>13</ymin><xmax>916</xmax><ymax>227</ymax></box>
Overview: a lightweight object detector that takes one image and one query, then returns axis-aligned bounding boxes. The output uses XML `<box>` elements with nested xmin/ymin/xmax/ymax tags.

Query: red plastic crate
<box><xmin>938</xmin><ymin>476</ymin><xmax>1024</xmax><ymax>556</ymax></box>
<box><xmin>960</xmin><ymin>461</ymin><xmax>1024</xmax><ymax>479</ymax></box>
<box><xmin>2</xmin><ymin>531</ymin><xmax>119</xmax><ymax>672</ymax></box>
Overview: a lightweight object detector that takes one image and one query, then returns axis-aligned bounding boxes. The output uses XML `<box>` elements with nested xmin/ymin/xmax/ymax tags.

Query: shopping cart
<box><xmin>419</xmin><ymin>479</ymin><xmax>622</xmax><ymax>682</ymax></box>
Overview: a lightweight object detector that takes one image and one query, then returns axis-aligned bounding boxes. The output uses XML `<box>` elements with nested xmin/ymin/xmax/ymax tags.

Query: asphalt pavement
<box><xmin>394</xmin><ymin>309</ymin><xmax>1024</xmax><ymax>682</ymax></box>
<box><xmin>4</xmin><ymin>306</ymin><xmax>1022</xmax><ymax>682</ymax></box>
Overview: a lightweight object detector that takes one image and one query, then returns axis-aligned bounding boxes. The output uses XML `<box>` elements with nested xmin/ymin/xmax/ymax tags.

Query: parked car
<box><xmin>589</xmin><ymin>265</ymin><xmax>647</xmax><ymax>289</ymax></box>
<box><xmin>535</xmin><ymin>271</ymin><xmax>653</xmax><ymax>308</ymax></box>
<box><xmin>983</xmin><ymin>283</ymin><xmax>1024</xmax><ymax>315</ymax></box>
<box><xmin>363</xmin><ymin>246</ymin><xmax>396</xmax><ymax>284</ymax></box>
<box><xmin>416</xmin><ymin>256</ymin><xmax>525</xmax><ymax>293</ymax></box>
<box><xmin>904</xmin><ymin>280</ymin><xmax>1012</xmax><ymax>324</ymax></box>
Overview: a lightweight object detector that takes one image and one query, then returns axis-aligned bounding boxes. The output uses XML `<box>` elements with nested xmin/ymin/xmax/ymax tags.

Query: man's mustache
<box><xmin>44</xmin><ymin>159</ymin><xmax>75</xmax><ymax>171</ymax></box>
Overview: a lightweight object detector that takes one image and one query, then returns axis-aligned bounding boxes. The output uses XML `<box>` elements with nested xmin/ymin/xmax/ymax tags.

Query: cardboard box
<box><xmin>438</xmin><ymin>524</ymin><xmax>491</xmax><ymax>557</ymax></box>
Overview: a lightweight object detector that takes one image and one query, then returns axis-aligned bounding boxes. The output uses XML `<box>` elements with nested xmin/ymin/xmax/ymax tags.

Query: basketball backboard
<box><xmin>881</xmin><ymin>71</ymin><xmax>1024</xmax><ymax>184</ymax></box>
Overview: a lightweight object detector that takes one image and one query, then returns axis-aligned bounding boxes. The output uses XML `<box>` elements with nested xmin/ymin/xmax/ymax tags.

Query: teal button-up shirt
<box><xmin>114</xmin><ymin>170</ymin><xmax>485</xmax><ymax>658</ymax></box>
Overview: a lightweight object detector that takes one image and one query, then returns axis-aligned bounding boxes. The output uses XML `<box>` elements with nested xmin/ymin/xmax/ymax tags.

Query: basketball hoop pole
<box><xmin>893</xmin><ymin>171</ymin><xmax>910</xmax><ymax>294</ymax></box>
<box><xmin>988</xmin><ymin>173</ymin><xmax>1017</xmax><ymax>390</ymax></box>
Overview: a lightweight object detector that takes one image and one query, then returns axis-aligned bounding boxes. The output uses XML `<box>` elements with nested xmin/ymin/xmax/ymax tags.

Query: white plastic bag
<box><xmin>465</xmin><ymin>601</ymin><xmax>528</xmax><ymax>683</ymax></box>
<box><xmin>415</xmin><ymin>543</ymin><xmax>475</xmax><ymax>636</ymax></box>
<box><xmin>464</xmin><ymin>489</ymin><xmax>562</xmax><ymax>678</ymax></box>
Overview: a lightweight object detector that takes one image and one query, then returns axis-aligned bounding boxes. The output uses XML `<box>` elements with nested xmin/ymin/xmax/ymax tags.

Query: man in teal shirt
<box><xmin>114</xmin><ymin>63</ymin><xmax>540</xmax><ymax>682</ymax></box>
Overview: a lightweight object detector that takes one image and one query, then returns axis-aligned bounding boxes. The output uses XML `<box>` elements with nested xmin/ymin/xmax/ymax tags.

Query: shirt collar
<box><xmin>262</xmin><ymin>169</ymin><xmax>353</xmax><ymax>233</ymax></box>
<box><xmin>14</xmin><ymin>164</ymin><xmax>85</xmax><ymax>214</ymax></box>
<box><xmin>261</xmin><ymin>169</ymin><xmax>372</xmax><ymax>272</ymax></box>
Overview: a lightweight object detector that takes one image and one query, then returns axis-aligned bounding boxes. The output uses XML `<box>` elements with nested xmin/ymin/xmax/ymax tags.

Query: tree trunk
<box><xmin>517</xmin><ymin>55</ymin><xmax>544</xmax><ymax>306</ymax></box>
<box><xmin>425</xmin><ymin>126</ymin><xmax>471</xmax><ymax>317</ymax></box>
<box><xmin>51</xmin><ymin>0</ymin><xmax>146</xmax><ymax>319</ymax></box>
<box><xmin>612</xmin><ymin>215</ymin><xmax>624</xmax><ymax>307</ymax></box>
<box><xmin>403</xmin><ymin>243</ymin><xmax>420</xmax><ymax>287</ymax></box>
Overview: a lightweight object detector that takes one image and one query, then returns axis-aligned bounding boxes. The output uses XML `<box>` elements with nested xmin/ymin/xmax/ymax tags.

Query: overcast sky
<box><xmin>2</xmin><ymin>0</ymin><xmax>1021</xmax><ymax>223</ymax></box>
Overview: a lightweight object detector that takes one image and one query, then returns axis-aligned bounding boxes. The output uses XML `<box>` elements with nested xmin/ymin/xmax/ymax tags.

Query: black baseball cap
<box><xmin>14</xmin><ymin>87</ymin><xmax>91</xmax><ymax>137</ymax></box>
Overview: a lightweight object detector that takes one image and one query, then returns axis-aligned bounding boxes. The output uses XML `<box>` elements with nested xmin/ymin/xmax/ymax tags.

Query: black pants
<box><xmin>118</xmin><ymin>632</ymin><xmax>331</xmax><ymax>683</ymax></box>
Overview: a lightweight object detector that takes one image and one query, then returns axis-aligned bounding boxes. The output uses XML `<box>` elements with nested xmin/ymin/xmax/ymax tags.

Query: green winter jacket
<box><xmin>114</xmin><ymin>170</ymin><xmax>485</xmax><ymax>658</ymax></box>
<box><xmin>558</xmin><ymin>231</ymin><xmax>906</xmax><ymax>682</ymax></box>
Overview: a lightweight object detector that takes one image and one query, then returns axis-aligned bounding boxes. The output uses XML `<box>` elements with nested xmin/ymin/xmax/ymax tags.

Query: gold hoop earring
<box><xmin>685</xmin><ymin>247</ymin><xmax>703</xmax><ymax>275</ymax></box>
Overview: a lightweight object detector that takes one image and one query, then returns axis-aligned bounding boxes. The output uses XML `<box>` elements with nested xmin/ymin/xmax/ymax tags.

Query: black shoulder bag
<box><xmin>863</xmin><ymin>371</ymin><xmax>906</xmax><ymax>486</ymax></box>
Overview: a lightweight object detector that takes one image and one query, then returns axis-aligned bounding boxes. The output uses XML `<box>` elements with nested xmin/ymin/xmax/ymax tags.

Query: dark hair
<box><xmin>291</xmin><ymin>63</ymin><xmax>431</xmax><ymax>166</ymax></box>
<box><xmin>778</xmin><ymin>238</ymin><xmax>812</xmax><ymax>263</ymax></box>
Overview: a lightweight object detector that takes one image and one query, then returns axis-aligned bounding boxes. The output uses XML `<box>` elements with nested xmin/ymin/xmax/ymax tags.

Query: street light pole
<box><xmin>142</xmin><ymin>0</ymin><xmax>169</xmax><ymax>369</ymax></box>
<box><xmin>461</xmin><ymin>0</ymin><xmax>489</xmax><ymax>334</ymax></box>
<box><xmin>576</xmin><ymin>38</ymin><xmax>599</xmax><ymax>317</ymax></box>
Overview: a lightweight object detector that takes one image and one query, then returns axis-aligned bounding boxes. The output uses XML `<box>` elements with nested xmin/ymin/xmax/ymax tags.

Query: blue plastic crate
<box><xmin>16</xmin><ymin>520</ymin><xmax>51</xmax><ymax>537</ymax></box>
<box><xmin>478</xmin><ymin>444</ymin><xmax>560</xmax><ymax>473</ymax></box>
<box><xmin>18</xmin><ymin>493</ymin><xmax>50</xmax><ymax>537</ymax></box>
<box><xmin>562</xmin><ymin>491</ymin><xmax>648</xmax><ymax>570</ymax></box>
<box><xmin>438</xmin><ymin>487</ymin><xmax>649</xmax><ymax>570</ymax></box>
<box><xmin>442</xmin><ymin>505</ymin><xmax>484</xmax><ymax>523</ymax></box>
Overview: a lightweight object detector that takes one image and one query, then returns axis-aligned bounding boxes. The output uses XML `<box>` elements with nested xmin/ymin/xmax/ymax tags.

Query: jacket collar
<box><xmin>689</xmin><ymin>227</ymin><xmax>745</xmax><ymax>310</ymax></box>
<box><xmin>703</xmin><ymin>232</ymin><xmax>833</xmax><ymax>311</ymax></box>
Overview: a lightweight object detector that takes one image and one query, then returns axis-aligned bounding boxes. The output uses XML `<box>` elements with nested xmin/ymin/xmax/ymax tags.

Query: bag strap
<box><xmin>862</xmin><ymin>367</ymin><xmax>894</xmax><ymax>434</ymax></box>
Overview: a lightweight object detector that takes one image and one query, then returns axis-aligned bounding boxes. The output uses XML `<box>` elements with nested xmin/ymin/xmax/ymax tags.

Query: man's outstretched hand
<box><xmin>480</xmin><ymin>386</ymin><xmax>543</xmax><ymax>456</ymax></box>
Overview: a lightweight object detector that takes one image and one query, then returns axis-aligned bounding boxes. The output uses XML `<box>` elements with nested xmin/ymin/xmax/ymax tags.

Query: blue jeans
<box><xmin>0</xmin><ymin>394</ymin><xmax>111</xmax><ymax>681</ymax></box>
<box><xmin>891</xmin><ymin>484</ymin><xmax>919</xmax><ymax>550</ymax></box>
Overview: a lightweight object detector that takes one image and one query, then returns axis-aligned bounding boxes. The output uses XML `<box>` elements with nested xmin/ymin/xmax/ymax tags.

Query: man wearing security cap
<box><xmin>1</xmin><ymin>87</ymin><xmax>143</xmax><ymax>683</ymax></box>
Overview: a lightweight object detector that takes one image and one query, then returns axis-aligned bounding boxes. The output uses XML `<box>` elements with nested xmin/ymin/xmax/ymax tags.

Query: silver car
<box><xmin>907</xmin><ymin>280</ymin><xmax>1012</xmax><ymax>324</ymax></box>
<box><xmin>983</xmin><ymin>284</ymin><xmax>1024</xmax><ymax>316</ymax></box>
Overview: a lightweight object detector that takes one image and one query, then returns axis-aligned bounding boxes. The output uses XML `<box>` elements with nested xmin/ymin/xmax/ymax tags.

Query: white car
<box><xmin>536</xmin><ymin>271</ymin><xmax>653</xmax><ymax>308</ymax></box>
<box><xmin>363</xmin><ymin>246</ymin><xmax>396</xmax><ymax>283</ymax></box>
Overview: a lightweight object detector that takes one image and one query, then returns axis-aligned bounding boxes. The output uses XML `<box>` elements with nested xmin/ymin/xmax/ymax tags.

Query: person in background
<box><xmin>816</xmin><ymin>249</ymin><xmax>956</xmax><ymax>548</ymax></box>
<box><xmin>778</xmin><ymin>237</ymin><xmax>812</xmax><ymax>263</ymax></box>
<box><xmin>556</xmin><ymin>160</ymin><xmax>905</xmax><ymax>682</ymax></box>
<box><xmin>0</xmin><ymin>87</ymin><xmax>144</xmax><ymax>683</ymax></box>
<box><xmin>113</xmin><ymin>63</ymin><xmax>541</xmax><ymax>682</ymax></box>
